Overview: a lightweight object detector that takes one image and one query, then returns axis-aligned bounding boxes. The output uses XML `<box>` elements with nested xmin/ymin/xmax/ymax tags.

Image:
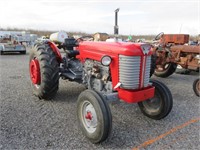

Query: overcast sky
<box><xmin>0</xmin><ymin>0</ymin><xmax>199</xmax><ymax>35</ymax></box>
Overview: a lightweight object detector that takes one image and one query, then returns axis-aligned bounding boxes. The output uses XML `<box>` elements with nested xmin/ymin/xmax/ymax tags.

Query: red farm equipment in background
<box><xmin>151</xmin><ymin>33</ymin><xmax>200</xmax><ymax>96</ymax></box>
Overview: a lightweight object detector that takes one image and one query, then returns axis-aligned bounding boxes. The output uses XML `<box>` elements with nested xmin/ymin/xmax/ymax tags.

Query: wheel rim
<box><xmin>156</xmin><ymin>63</ymin><xmax>170</xmax><ymax>72</ymax></box>
<box><xmin>81</xmin><ymin>101</ymin><xmax>97</xmax><ymax>134</ymax></box>
<box><xmin>142</xmin><ymin>92</ymin><xmax>162</xmax><ymax>114</ymax></box>
<box><xmin>30</xmin><ymin>58</ymin><xmax>41</xmax><ymax>85</ymax></box>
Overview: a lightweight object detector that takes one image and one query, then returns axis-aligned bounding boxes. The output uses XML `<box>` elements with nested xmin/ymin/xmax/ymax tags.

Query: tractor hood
<box><xmin>78</xmin><ymin>41</ymin><xmax>152</xmax><ymax>57</ymax></box>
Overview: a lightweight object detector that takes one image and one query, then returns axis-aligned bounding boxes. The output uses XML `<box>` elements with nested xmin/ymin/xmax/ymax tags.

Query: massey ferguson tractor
<box><xmin>29</xmin><ymin>9</ymin><xmax>173</xmax><ymax>143</ymax></box>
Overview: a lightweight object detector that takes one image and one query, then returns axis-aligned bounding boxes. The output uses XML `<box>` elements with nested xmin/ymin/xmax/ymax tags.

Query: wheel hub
<box><xmin>30</xmin><ymin>59</ymin><xmax>41</xmax><ymax>84</ymax></box>
<box><xmin>82</xmin><ymin>101</ymin><xmax>97</xmax><ymax>133</ymax></box>
<box><xmin>85</xmin><ymin>112</ymin><xmax>92</xmax><ymax>120</ymax></box>
<box><xmin>143</xmin><ymin>92</ymin><xmax>162</xmax><ymax>113</ymax></box>
<box><xmin>157</xmin><ymin>63</ymin><xmax>169</xmax><ymax>72</ymax></box>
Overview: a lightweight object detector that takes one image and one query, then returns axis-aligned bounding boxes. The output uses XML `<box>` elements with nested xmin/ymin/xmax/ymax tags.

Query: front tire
<box><xmin>193</xmin><ymin>78</ymin><xmax>200</xmax><ymax>97</ymax></box>
<box><xmin>29</xmin><ymin>43</ymin><xmax>59</xmax><ymax>100</ymax></box>
<box><xmin>138</xmin><ymin>80</ymin><xmax>173</xmax><ymax>120</ymax></box>
<box><xmin>77</xmin><ymin>90</ymin><xmax>112</xmax><ymax>143</ymax></box>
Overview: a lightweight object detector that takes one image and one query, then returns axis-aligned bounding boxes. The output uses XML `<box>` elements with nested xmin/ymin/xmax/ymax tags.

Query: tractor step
<box><xmin>61</xmin><ymin>71</ymin><xmax>82</xmax><ymax>81</ymax></box>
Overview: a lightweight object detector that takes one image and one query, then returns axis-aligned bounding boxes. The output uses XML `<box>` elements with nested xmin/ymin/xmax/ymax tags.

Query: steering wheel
<box><xmin>154</xmin><ymin>32</ymin><xmax>164</xmax><ymax>40</ymax></box>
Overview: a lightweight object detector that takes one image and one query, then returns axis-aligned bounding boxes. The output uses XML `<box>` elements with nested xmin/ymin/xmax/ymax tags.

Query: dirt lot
<box><xmin>0</xmin><ymin>50</ymin><xmax>199</xmax><ymax>149</ymax></box>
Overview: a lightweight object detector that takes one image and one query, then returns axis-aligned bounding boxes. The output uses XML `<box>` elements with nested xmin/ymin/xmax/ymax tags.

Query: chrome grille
<box><xmin>119</xmin><ymin>55</ymin><xmax>151</xmax><ymax>89</ymax></box>
<box><xmin>119</xmin><ymin>55</ymin><xmax>140</xmax><ymax>89</ymax></box>
<box><xmin>144</xmin><ymin>56</ymin><xmax>151</xmax><ymax>87</ymax></box>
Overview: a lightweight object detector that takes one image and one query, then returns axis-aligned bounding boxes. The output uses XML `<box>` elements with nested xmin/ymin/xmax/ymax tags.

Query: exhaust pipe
<box><xmin>114</xmin><ymin>8</ymin><xmax>120</xmax><ymax>41</ymax></box>
<box><xmin>114</xmin><ymin>8</ymin><xmax>120</xmax><ymax>35</ymax></box>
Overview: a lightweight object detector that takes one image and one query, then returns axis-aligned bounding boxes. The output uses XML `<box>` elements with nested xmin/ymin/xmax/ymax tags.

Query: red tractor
<box><xmin>29</xmin><ymin>10</ymin><xmax>173</xmax><ymax>143</ymax></box>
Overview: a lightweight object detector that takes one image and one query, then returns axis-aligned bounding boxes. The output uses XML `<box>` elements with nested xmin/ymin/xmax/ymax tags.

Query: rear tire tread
<box><xmin>29</xmin><ymin>43</ymin><xmax>59</xmax><ymax>100</ymax></box>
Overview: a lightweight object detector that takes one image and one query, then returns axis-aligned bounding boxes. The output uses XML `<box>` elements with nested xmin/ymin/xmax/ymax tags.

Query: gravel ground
<box><xmin>0</xmin><ymin>50</ymin><xmax>199</xmax><ymax>149</ymax></box>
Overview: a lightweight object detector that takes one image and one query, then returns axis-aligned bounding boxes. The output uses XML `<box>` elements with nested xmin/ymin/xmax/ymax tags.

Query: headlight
<box><xmin>101</xmin><ymin>55</ymin><xmax>112</xmax><ymax>66</ymax></box>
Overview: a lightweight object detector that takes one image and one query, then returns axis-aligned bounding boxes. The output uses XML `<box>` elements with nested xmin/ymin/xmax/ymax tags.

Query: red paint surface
<box><xmin>48</xmin><ymin>41</ymin><xmax>62</xmax><ymax>62</ymax></box>
<box><xmin>85</xmin><ymin>112</ymin><xmax>92</xmax><ymax>120</ymax></box>
<box><xmin>77</xmin><ymin>41</ymin><xmax>154</xmax><ymax>103</ymax></box>
<box><xmin>118</xmin><ymin>86</ymin><xmax>155</xmax><ymax>103</ymax></box>
<box><xmin>30</xmin><ymin>59</ymin><xmax>41</xmax><ymax>84</ymax></box>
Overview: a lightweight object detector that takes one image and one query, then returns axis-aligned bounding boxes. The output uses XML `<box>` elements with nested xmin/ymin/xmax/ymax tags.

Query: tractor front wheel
<box><xmin>29</xmin><ymin>43</ymin><xmax>59</xmax><ymax>100</ymax></box>
<box><xmin>193</xmin><ymin>78</ymin><xmax>200</xmax><ymax>97</ymax></box>
<box><xmin>138</xmin><ymin>80</ymin><xmax>173</xmax><ymax>120</ymax></box>
<box><xmin>77</xmin><ymin>90</ymin><xmax>112</xmax><ymax>143</ymax></box>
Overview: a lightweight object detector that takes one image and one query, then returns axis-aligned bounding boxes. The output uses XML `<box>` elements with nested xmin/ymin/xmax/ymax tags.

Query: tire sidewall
<box><xmin>138</xmin><ymin>80</ymin><xmax>173</xmax><ymax>120</ymax></box>
<box><xmin>193</xmin><ymin>78</ymin><xmax>200</xmax><ymax>97</ymax></box>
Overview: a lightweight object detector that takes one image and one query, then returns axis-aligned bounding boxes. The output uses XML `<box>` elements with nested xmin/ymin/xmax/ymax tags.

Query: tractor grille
<box><xmin>144</xmin><ymin>56</ymin><xmax>151</xmax><ymax>87</ymax></box>
<box><xmin>119</xmin><ymin>55</ymin><xmax>151</xmax><ymax>89</ymax></box>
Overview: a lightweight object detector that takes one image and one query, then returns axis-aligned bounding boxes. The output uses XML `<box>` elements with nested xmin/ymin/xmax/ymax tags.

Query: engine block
<box><xmin>83</xmin><ymin>59</ymin><xmax>113</xmax><ymax>93</ymax></box>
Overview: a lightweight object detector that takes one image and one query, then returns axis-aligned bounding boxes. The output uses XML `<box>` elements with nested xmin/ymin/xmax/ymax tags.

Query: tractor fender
<box><xmin>47</xmin><ymin>41</ymin><xmax>62</xmax><ymax>63</ymax></box>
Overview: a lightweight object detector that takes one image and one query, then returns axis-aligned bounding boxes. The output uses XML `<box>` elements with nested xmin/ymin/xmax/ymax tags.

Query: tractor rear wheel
<box><xmin>138</xmin><ymin>79</ymin><xmax>173</xmax><ymax>120</ymax></box>
<box><xmin>29</xmin><ymin>43</ymin><xmax>59</xmax><ymax>100</ymax></box>
<box><xmin>77</xmin><ymin>90</ymin><xmax>112</xmax><ymax>143</ymax></box>
<box><xmin>154</xmin><ymin>63</ymin><xmax>177</xmax><ymax>78</ymax></box>
<box><xmin>193</xmin><ymin>78</ymin><xmax>200</xmax><ymax>97</ymax></box>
